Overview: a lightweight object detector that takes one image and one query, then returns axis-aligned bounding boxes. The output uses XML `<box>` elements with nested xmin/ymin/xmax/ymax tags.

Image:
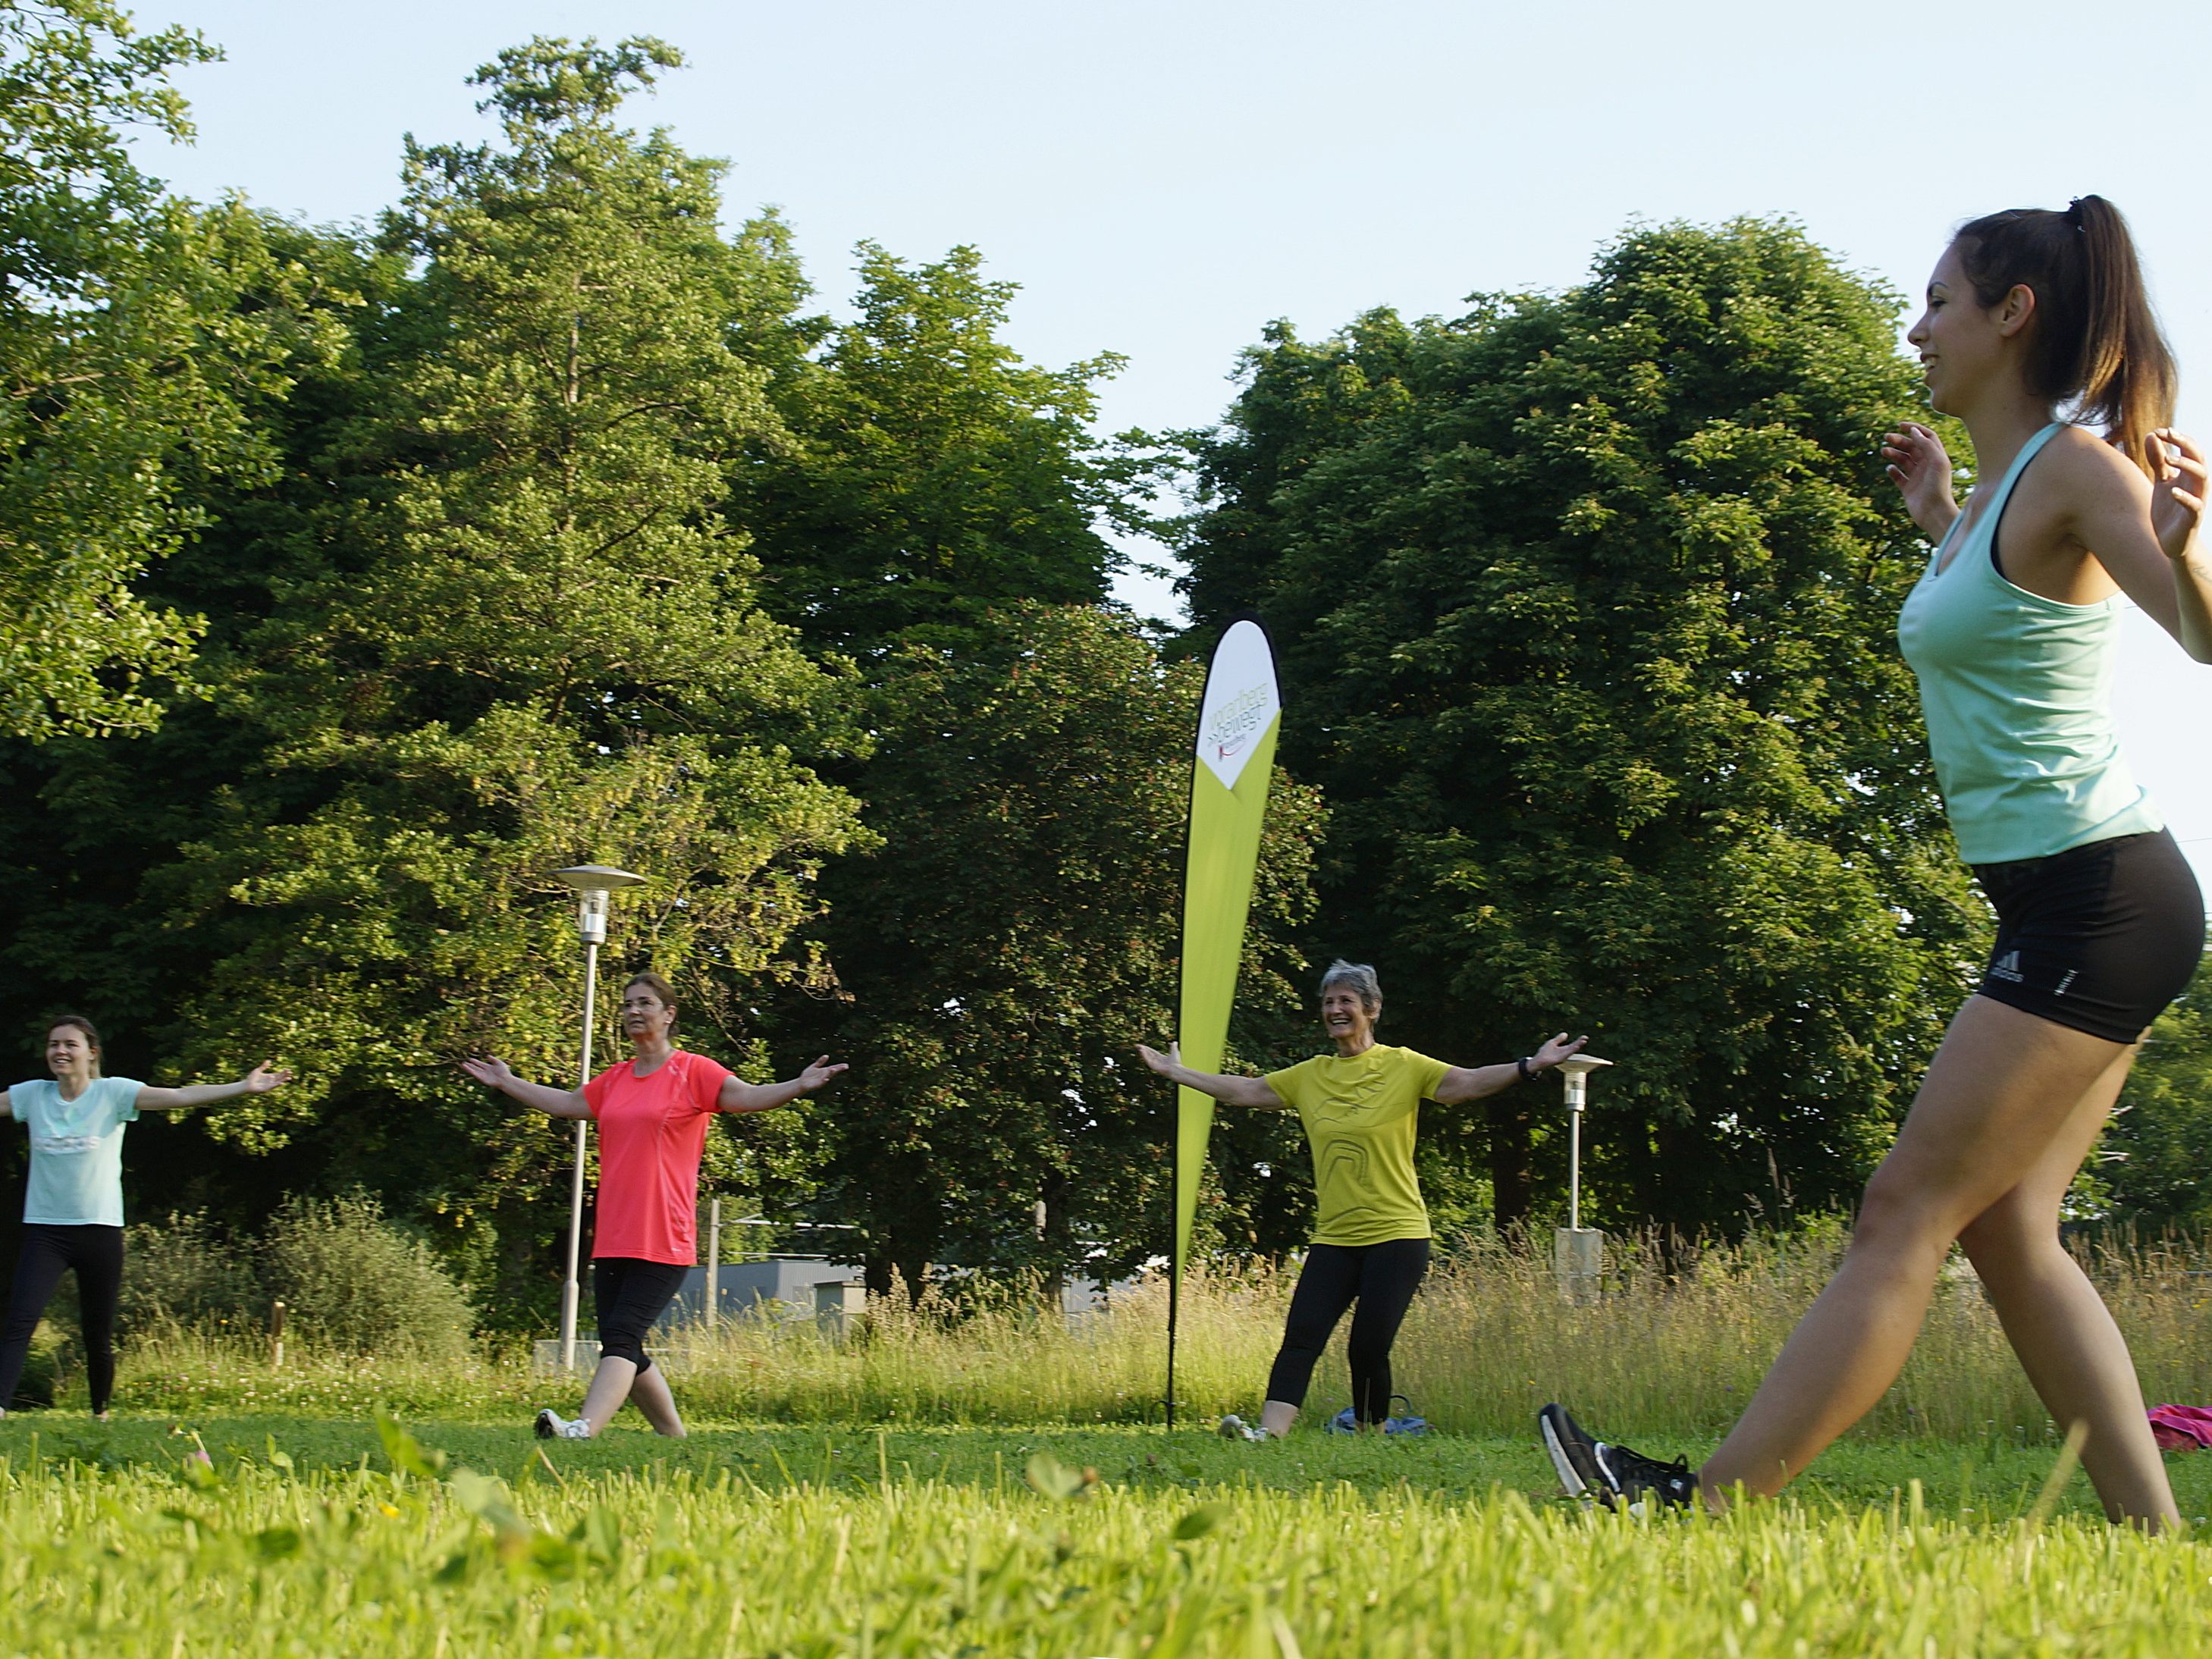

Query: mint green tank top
<box><xmin>1895</xmin><ymin>422</ymin><xmax>2161</xmax><ymax>864</ymax></box>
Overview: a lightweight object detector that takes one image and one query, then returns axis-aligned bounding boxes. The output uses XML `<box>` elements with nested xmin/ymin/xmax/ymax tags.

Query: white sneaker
<box><xmin>534</xmin><ymin>1408</ymin><xmax>591</xmax><ymax>1441</ymax></box>
<box><xmin>1216</xmin><ymin>1414</ymin><xmax>1269</xmax><ymax>1442</ymax></box>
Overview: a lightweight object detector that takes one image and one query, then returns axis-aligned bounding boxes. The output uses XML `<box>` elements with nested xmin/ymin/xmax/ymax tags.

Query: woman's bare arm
<box><xmin>1135</xmin><ymin>1043</ymin><xmax>1285</xmax><ymax>1109</ymax></box>
<box><xmin>1883</xmin><ymin>422</ymin><xmax>1963</xmax><ymax>540</ymax></box>
<box><xmin>717</xmin><ymin>1057</ymin><xmax>848</xmax><ymax>1114</ymax></box>
<box><xmin>460</xmin><ymin>1057</ymin><xmax>591</xmax><ymax>1119</ymax></box>
<box><xmin>137</xmin><ymin>1064</ymin><xmax>293</xmax><ymax>1112</ymax></box>
<box><xmin>2069</xmin><ymin>430</ymin><xmax>2212</xmax><ymax>663</ymax></box>
<box><xmin>1431</xmin><ymin>1033</ymin><xmax>1588</xmax><ymax>1105</ymax></box>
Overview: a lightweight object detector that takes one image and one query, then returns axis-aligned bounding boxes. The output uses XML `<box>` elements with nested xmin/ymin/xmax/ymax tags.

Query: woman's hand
<box><xmin>795</xmin><ymin>1056</ymin><xmax>848</xmax><ymax>1094</ymax></box>
<box><xmin>460</xmin><ymin>1057</ymin><xmax>516</xmax><ymax>1091</ymax></box>
<box><xmin>2149</xmin><ymin>428</ymin><xmax>2207</xmax><ymax>561</ymax></box>
<box><xmin>1529</xmin><ymin>1033</ymin><xmax>1589</xmax><ymax>1073</ymax></box>
<box><xmin>240</xmin><ymin>1062</ymin><xmax>293</xmax><ymax>1094</ymax></box>
<box><xmin>1882</xmin><ymin>422</ymin><xmax>1959</xmax><ymax>538</ymax></box>
<box><xmin>1136</xmin><ymin>1042</ymin><xmax>1181</xmax><ymax>1075</ymax></box>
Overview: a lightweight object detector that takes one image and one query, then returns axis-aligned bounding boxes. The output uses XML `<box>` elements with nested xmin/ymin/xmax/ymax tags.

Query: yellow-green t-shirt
<box><xmin>1265</xmin><ymin>1045</ymin><xmax>1450</xmax><ymax>1247</ymax></box>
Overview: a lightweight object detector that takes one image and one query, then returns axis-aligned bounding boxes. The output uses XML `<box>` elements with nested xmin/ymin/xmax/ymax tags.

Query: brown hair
<box><xmin>1953</xmin><ymin>196</ymin><xmax>2176</xmax><ymax>473</ymax></box>
<box><xmin>622</xmin><ymin>971</ymin><xmax>678</xmax><ymax>1030</ymax></box>
<box><xmin>45</xmin><ymin>1014</ymin><xmax>103</xmax><ymax>1074</ymax></box>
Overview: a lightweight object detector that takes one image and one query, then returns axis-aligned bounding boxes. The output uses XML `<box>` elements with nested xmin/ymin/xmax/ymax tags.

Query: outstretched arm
<box><xmin>717</xmin><ymin>1057</ymin><xmax>848</xmax><ymax>1115</ymax></box>
<box><xmin>1136</xmin><ymin>1043</ymin><xmax>1285</xmax><ymax>1109</ymax></box>
<box><xmin>1432</xmin><ymin>1033</ymin><xmax>1587</xmax><ymax>1105</ymax></box>
<box><xmin>137</xmin><ymin>1063</ymin><xmax>293</xmax><ymax>1113</ymax></box>
<box><xmin>461</xmin><ymin>1057</ymin><xmax>591</xmax><ymax>1120</ymax></box>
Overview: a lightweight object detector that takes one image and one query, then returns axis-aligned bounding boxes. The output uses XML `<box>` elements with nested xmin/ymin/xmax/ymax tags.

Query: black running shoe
<box><xmin>1539</xmin><ymin>1403</ymin><xmax>1696</xmax><ymax>1510</ymax></box>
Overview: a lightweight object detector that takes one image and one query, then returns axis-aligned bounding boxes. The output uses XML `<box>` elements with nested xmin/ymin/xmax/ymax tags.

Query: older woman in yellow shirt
<box><xmin>1141</xmin><ymin>960</ymin><xmax>1583</xmax><ymax>1438</ymax></box>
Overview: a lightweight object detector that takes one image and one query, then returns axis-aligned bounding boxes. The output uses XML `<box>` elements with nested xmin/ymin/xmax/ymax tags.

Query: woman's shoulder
<box><xmin>2035</xmin><ymin>425</ymin><xmax>2151</xmax><ymax>498</ymax></box>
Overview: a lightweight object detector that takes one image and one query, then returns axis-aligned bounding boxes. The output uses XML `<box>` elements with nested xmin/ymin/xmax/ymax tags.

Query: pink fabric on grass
<box><xmin>2145</xmin><ymin>1404</ymin><xmax>2212</xmax><ymax>1452</ymax></box>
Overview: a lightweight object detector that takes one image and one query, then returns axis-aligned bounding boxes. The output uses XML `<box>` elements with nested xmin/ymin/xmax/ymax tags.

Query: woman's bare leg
<box><xmin>626</xmin><ymin>1363</ymin><xmax>688</xmax><ymax>1437</ymax></box>
<box><xmin>1698</xmin><ymin>999</ymin><xmax>2151</xmax><ymax>1512</ymax></box>
<box><xmin>576</xmin><ymin>1355</ymin><xmax>638</xmax><ymax>1434</ymax></box>
<box><xmin>1260</xmin><ymin>1400</ymin><xmax>1299</xmax><ymax>1436</ymax></box>
<box><xmin>1957</xmin><ymin>1045</ymin><xmax>2173</xmax><ymax>1524</ymax></box>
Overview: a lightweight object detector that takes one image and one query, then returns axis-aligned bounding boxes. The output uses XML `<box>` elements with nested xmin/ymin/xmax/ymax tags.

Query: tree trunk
<box><xmin>1488</xmin><ymin>1098</ymin><xmax>1534</xmax><ymax>1233</ymax></box>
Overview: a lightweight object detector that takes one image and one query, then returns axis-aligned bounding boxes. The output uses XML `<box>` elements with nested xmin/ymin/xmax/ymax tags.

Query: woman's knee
<box><xmin>1957</xmin><ymin>1201</ymin><xmax>2067</xmax><ymax>1280</ymax></box>
<box><xmin>1849</xmin><ymin>1166</ymin><xmax>1969</xmax><ymax>1263</ymax></box>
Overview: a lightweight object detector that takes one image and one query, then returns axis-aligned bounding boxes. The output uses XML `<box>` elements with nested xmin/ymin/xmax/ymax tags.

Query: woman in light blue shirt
<box><xmin>0</xmin><ymin>1015</ymin><xmax>290</xmax><ymax>1418</ymax></box>
<box><xmin>1544</xmin><ymin>196</ymin><xmax>2211</xmax><ymax>1527</ymax></box>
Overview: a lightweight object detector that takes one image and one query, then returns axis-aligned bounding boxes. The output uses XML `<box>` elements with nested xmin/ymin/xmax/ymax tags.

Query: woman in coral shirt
<box><xmin>466</xmin><ymin>971</ymin><xmax>845</xmax><ymax>1440</ymax></box>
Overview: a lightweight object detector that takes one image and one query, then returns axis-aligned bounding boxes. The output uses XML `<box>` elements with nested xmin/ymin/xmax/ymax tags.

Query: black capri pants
<box><xmin>0</xmin><ymin>1224</ymin><xmax>124</xmax><ymax>1415</ymax></box>
<box><xmin>593</xmin><ymin>1256</ymin><xmax>688</xmax><ymax>1373</ymax></box>
<box><xmin>1265</xmin><ymin>1237</ymin><xmax>1430</xmax><ymax>1425</ymax></box>
<box><xmin>1972</xmin><ymin>827</ymin><xmax>2204</xmax><ymax>1045</ymax></box>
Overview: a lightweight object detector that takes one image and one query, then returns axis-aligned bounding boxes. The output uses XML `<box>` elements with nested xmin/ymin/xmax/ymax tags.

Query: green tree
<box><xmin>799</xmin><ymin>604</ymin><xmax>1324</xmax><ymax>1294</ymax></box>
<box><xmin>731</xmin><ymin>242</ymin><xmax>1141</xmax><ymax>661</ymax></box>
<box><xmin>1</xmin><ymin>39</ymin><xmax>861</xmax><ymax>1313</ymax></box>
<box><xmin>1178</xmin><ymin>218</ymin><xmax>1988</xmax><ymax>1234</ymax></box>
<box><xmin>0</xmin><ymin>1</ymin><xmax>300</xmax><ymax>738</ymax></box>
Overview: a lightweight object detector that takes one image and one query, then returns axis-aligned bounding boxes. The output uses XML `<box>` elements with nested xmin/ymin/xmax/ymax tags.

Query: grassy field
<box><xmin>100</xmin><ymin>1227</ymin><xmax>2212</xmax><ymax>1445</ymax></box>
<box><xmin>2</xmin><ymin>1412</ymin><xmax>2210</xmax><ymax>1656</ymax></box>
<box><xmin>9</xmin><ymin>1230</ymin><xmax>2211</xmax><ymax>1653</ymax></box>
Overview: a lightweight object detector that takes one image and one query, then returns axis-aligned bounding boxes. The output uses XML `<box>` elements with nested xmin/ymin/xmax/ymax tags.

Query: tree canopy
<box><xmin>4</xmin><ymin>27</ymin><xmax>2202</xmax><ymax>1313</ymax></box>
<box><xmin>1178</xmin><ymin>220</ymin><xmax>1995</xmax><ymax>1233</ymax></box>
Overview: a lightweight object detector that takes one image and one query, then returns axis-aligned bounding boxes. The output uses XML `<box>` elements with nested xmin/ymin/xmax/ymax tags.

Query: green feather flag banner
<box><xmin>1167</xmin><ymin>619</ymin><xmax>1281</xmax><ymax>1428</ymax></box>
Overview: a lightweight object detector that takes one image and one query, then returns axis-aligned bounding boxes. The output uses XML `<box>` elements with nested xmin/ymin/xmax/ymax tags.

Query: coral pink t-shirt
<box><xmin>582</xmin><ymin>1049</ymin><xmax>733</xmax><ymax>1265</ymax></box>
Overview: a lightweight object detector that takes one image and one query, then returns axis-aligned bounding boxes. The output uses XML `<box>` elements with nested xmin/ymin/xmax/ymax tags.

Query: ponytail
<box><xmin>1953</xmin><ymin>196</ymin><xmax>2176</xmax><ymax>473</ymax></box>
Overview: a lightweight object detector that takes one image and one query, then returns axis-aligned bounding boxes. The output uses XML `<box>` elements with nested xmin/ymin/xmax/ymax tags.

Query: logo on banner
<box><xmin>1195</xmin><ymin>620</ymin><xmax>1281</xmax><ymax>791</ymax></box>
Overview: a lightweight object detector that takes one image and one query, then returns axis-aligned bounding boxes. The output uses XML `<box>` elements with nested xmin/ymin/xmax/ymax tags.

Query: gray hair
<box><xmin>1319</xmin><ymin>960</ymin><xmax>1382</xmax><ymax>1017</ymax></box>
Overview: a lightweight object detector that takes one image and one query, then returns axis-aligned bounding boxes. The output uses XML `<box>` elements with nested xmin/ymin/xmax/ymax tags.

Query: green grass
<box><xmin>14</xmin><ymin>1229</ymin><xmax>2212</xmax><ymax>1651</ymax></box>
<box><xmin>2</xmin><ymin>1412</ymin><xmax>2210</xmax><ymax>1655</ymax></box>
<box><xmin>99</xmin><ymin>1226</ymin><xmax>2212</xmax><ymax>1447</ymax></box>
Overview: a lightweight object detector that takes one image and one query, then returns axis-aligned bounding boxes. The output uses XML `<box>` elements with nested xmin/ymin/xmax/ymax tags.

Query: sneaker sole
<box><xmin>1539</xmin><ymin>1409</ymin><xmax>1593</xmax><ymax>1499</ymax></box>
<box><xmin>533</xmin><ymin>1410</ymin><xmax>559</xmax><ymax>1441</ymax></box>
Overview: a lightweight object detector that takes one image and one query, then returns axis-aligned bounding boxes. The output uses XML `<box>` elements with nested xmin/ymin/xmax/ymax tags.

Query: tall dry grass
<box><xmin>107</xmin><ymin>1225</ymin><xmax>2212</xmax><ymax>1441</ymax></box>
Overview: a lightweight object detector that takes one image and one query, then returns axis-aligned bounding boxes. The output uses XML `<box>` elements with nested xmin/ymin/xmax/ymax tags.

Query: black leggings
<box><xmin>0</xmin><ymin>1225</ymin><xmax>124</xmax><ymax>1414</ymax></box>
<box><xmin>1265</xmin><ymin>1237</ymin><xmax>1430</xmax><ymax>1424</ymax></box>
<box><xmin>593</xmin><ymin>1256</ymin><xmax>688</xmax><ymax>1374</ymax></box>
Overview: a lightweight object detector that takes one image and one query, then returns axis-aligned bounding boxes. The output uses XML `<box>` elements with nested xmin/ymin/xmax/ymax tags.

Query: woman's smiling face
<box><xmin>45</xmin><ymin>1023</ymin><xmax>95</xmax><ymax>1080</ymax></box>
<box><xmin>1320</xmin><ymin>985</ymin><xmax>1373</xmax><ymax>1049</ymax></box>
<box><xmin>1907</xmin><ymin>240</ymin><xmax>2017</xmax><ymax>416</ymax></box>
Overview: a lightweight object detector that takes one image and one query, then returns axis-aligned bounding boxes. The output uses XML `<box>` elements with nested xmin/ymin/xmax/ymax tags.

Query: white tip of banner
<box><xmin>1196</xmin><ymin>619</ymin><xmax>1281</xmax><ymax>792</ymax></box>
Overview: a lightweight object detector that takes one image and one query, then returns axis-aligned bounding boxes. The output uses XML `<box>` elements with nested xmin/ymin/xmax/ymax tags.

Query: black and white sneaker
<box><xmin>1539</xmin><ymin>1403</ymin><xmax>1696</xmax><ymax>1511</ymax></box>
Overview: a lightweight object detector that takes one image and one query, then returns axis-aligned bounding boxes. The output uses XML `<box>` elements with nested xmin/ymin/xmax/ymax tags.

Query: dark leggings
<box><xmin>0</xmin><ymin>1225</ymin><xmax>124</xmax><ymax>1414</ymax></box>
<box><xmin>593</xmin><ymin>1256</ymin><xmax>688</xmax><ymax>1374</ymax></box>
<box><xmin>1265</xmin><ymin>1237</ymin><xmax>1431</xmax><ymax>1424</ymax></box>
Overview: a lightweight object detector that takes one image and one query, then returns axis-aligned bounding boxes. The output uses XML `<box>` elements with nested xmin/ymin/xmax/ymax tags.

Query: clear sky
<box><xmin>133</xmin><ymin>0</ymin><xmax>2211</xmax><ymax>889</ymax></box>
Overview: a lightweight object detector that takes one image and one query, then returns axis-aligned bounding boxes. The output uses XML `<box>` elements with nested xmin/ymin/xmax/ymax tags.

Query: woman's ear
<box><xmin>1997</xmin><ymin>281</ymin><xmax>2038</xmax><ymax>339</ymax></box>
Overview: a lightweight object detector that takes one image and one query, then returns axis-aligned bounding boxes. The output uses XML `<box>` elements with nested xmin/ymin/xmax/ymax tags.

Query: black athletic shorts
<box><xmin>1971</xmin><ymin>826</ymin><xmax>2204</xmax><ymax>1044</ymax></box>
<box><xmin>593</xmin><ymin>1256</ymin><xmax>689</xmax><ymax>1374</ymax></box>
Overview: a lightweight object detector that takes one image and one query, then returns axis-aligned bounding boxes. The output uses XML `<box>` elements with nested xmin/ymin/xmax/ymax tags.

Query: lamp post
<box><xmin>552</xmin><ymin>864</ymin><xmax>646</xmax><ymax>1369</ymax></box>
<box><xmin>1553</xmin><ymin>1054</ymin><xmax>1613</xmax><ymax>1303</ymax></box>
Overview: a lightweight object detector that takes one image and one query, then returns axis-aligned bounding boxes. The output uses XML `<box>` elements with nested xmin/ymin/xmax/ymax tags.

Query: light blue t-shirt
<box><xmin>8</xmin><ymin>1077</ymin><xmax>141</xmax><ymax>1228</ymax></box>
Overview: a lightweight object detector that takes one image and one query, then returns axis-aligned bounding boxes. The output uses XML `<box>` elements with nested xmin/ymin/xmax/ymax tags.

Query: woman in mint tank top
<box><xmin>0</xmin><ymin>1015</ymin><xmax>291</xmax><ymax>1419</ymax></box>
<box><xmin>1541</xmin><ymin>198</ymin><xmax>2212</xmax><ymax>1529</ymax></box>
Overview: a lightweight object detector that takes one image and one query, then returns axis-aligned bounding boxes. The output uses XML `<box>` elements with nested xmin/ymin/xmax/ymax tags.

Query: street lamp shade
<box><xmin>1553</xmin><ymin>1055</ymin><xmax>1614</xmax><ymax>1081</ymax></box>
<box><xmin>552</xmin><ymin>865</ymin><xmax>647</xmax><ymax>946</ymax></box>
<box><xmin>553</xmin><ymin>864</ymin><xmax>648</xmax><ymax>895</ymax></box>
<box><xmin>1555</xmin><ymin>1053</ymin><xmax>1613</xmax><ymax>1112</ymax></box>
